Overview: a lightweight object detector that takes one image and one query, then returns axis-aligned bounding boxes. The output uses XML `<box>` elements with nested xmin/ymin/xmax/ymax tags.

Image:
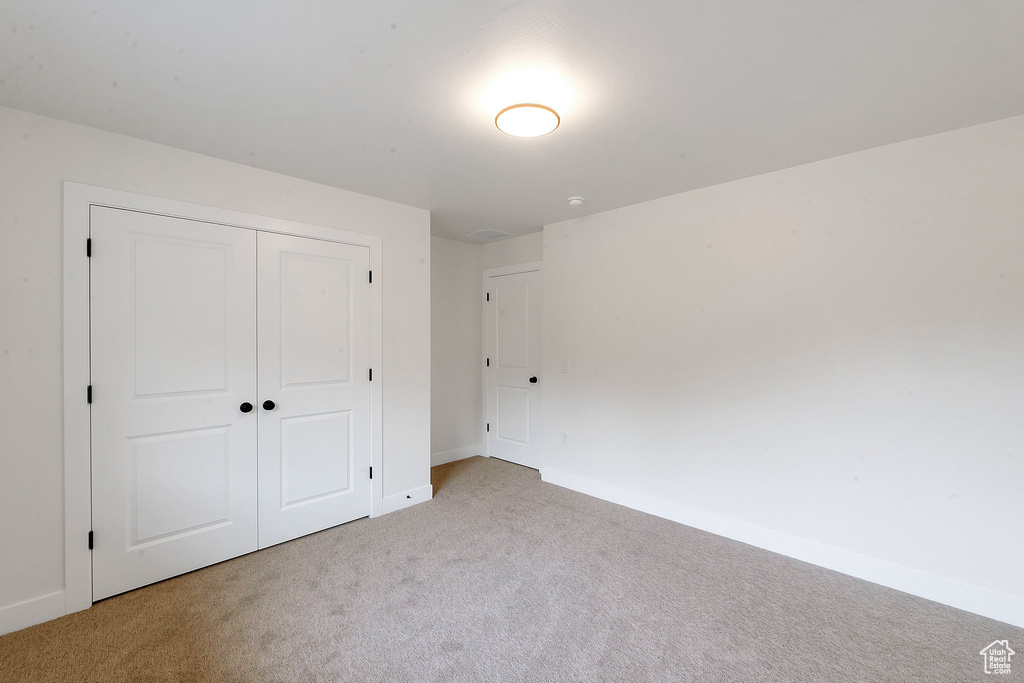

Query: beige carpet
<box><xmin>0</xmin><ymin>456</ymin><xmax>1019</xmax><ymax>682</ymax></box>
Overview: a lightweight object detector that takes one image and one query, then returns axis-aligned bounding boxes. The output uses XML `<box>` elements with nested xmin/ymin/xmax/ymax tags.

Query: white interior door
<box><xmin>257</xmin><ymin>232</ymin><xmax>372</xmax><ymax>548</ymax></box>
<box><xmin>485</xmin><ymin>267</ymin><xmax>542</xmax><ymax>469</ymax></box>
<box><xmin>90</xmin><ymin>207</ymin><xmax>258</xmax><ymax>600</ymax></box>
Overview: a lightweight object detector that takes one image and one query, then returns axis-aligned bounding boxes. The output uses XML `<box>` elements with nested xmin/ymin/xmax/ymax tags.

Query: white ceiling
<box><xmin>2</xmin><ymin>1</ymin><xmax>1023</xmax><ymax>242</ymax></box>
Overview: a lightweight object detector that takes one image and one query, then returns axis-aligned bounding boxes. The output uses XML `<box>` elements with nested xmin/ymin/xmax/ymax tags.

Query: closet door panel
<box><xmin>257</xmin><ymin>232</ymin><xmax>372</xmax><ymax>548</ymax></box>
<box><xmin>90</xmin><ymin>207</ymin><xmax>258</xmax><ymax>600</ymax></box>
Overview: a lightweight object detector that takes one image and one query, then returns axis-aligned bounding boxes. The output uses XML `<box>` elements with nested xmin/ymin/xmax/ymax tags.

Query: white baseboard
<box><xmin>383</xmin><ymin>484</ymin><xmax>433</xmax><ymax>514</ymax></box>
<box><xmin>540</xmin><ymin>467</ymin><xmax>1024</xmax><ymax>628</ymax></box>
<box><xmin>431</xmin><ymin>444</ymin><xmax>481</xmax><ymax>467</ymax></box>
<box><xmin>0</xmin><ymin>590</ymin><xmax>66</xmax><ymax>636</ymax></box>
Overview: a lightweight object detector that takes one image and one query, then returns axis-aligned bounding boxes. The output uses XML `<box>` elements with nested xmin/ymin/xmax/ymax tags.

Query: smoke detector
<box><xmin>568</xmin><ymin>196</ymin><xmax>585</xmax><ymax>207</ymax></box>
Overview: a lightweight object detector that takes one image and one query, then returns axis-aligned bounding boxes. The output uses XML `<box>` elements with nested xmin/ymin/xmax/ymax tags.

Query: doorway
<box><xmin>483</xmin><ymin>262</ymin><xmax>542</xmax><ymax>469</ymax></box>
<box><xmin>63</xmin><ymin>183</ymin><xmax>383</xmax><ymax>609</ymax></box>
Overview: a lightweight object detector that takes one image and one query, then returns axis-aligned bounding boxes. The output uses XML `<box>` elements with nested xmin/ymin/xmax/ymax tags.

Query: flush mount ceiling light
<box><xmin>495</xmin><ymin>103</ymin><xmax>560</xmax><ymax>137</ymax></box>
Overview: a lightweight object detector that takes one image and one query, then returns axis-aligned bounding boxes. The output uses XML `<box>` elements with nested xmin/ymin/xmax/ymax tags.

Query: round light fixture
<box><xmin>495</xmin><ymin>103</ymin><xmax>560</xmax><ymax>137</ymax></box>
<box><xmin>568</xmin><ymin>196</ymin><xmax>585</xmax><ymax>207</ymax></box>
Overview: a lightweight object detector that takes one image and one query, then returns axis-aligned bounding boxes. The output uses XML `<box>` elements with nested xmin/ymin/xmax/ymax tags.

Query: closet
<box><xmin>89</xmin><ymin>206</ymin><xmax>372</xmax><ymax>600</ymax></box>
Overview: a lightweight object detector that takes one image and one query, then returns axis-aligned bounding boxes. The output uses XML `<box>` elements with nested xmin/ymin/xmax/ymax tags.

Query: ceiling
<box><xmin>2</xmin><ymin>1</ymin><xmax>1023</xmax><ymax>242</ymax></box>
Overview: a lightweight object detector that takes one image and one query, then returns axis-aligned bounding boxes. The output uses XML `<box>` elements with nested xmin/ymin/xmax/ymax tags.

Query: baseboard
<box><xmin>540</xmin><ymin>467</ymin><xmax>1024</xmax><ymax>628</ymax></box>
<box><xmin>431</xmin><ymin>444</ymin><xmax>481</xmax><ymax>467</ymax></box>
<box><xmin>0</xmin><ymin>590</ymin><xmax>66</xmax><ymax>636</ymax></box>
<box><xmin>383</xmin><ymin>484</ymin><xmax>433</xmax><ymax>514</ymax></box>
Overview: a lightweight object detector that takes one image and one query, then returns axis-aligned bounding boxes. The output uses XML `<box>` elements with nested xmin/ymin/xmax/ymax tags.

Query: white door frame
<box><xmin>62</xmin><ymin>182</ymin><xmax>384</xmax><ymax>616</ymax></box>
<box><xmin>481</xmin><ymin>261</ymin><xmax>542</xmax><ymax>460</ymax></box>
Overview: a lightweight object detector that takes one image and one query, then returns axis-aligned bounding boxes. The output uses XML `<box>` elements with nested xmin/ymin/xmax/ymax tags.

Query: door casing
<box><xmin>63</xmin><ymin>182</ymin><xmax>384</xmax><ymax>616</ymax></box>
<box><xmin>481</xmin><ymin>261</ymin><xmax>543</xmax><ymax>467</ymax></box>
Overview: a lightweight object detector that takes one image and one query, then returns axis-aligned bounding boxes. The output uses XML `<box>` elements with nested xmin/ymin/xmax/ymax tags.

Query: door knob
<box><xmin>239</xmin><ymin>402</ymin><xmax>254</xmax><ymax>413</ymax></box>
<box><xmin>263</xmin><ymin>400</ymin><xmax>276</xmax><ymax>411</ymax></box>
<box><xmin>529</xmin><ymin>376</ymin><xmax>538</xmax><ymax>384</ymax></box>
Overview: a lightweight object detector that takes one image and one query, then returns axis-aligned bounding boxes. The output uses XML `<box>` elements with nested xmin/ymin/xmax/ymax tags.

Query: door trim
<box><xmin>481</xmin><ymin>261</ymin><xmax>542</xmax><ymax>460</ymax></box>
<box><xmin>62</xmin><ymin>182</ymin><xmax>384</xmax><ymax>616</ymax></box>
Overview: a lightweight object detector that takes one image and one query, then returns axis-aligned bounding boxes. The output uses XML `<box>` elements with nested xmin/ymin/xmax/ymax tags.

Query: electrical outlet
<box><xmin>561</xmin><ymin>360</ymin><xmax>568</xmax><ymax>373</ymax></box>
<box><xmin>561</xmin><ymin>432</ymin><xmax>568</xmax><ymax>446</ymax></box>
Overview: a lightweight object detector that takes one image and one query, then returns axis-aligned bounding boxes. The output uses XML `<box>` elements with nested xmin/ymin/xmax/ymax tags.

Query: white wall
<box><xmin>542</xmin><ymin>115</ymin><xmax>1024</xmax><ymax>626</ymax></box>
<box><xmin>428</xmin><ymin>232</ymin><xmax>543</xmax><ymax>466</ymax></box>
<box><xmin>481</xmin><ymin>231</ymin><xmax>543</xmax><ymax>269</ymax></box>
<box><xmin>431</xmin><ymin>237</ymin><xmax>483</xmax><ymax>465</ymax></box>
<box><xmin>0</xmin><ymin>105</ymin><xmax>431</xmax><ymax>628</ymax></box>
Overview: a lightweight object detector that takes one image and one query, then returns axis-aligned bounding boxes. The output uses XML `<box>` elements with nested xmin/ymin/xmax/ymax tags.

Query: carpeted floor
<box><xmin>0</xmin><ymin>456</ymin><xmax>1019</xmax><ymax>682</ymax></box>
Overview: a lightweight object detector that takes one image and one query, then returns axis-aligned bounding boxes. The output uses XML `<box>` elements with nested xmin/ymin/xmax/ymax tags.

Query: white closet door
<box><xmin>90</xmin><ymin>207</ymin><xmax>258</xmax><ymax>600</ymax></box>
<box><xmin>257</xmin><ymin>232</ymin><xmax>372</xmax><ymax>548</ymax></box>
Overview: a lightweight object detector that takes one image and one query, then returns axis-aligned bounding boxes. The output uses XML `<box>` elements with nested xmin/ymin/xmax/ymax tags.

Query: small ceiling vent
<box><xmin>466</xmin><ymin>229</ymin><xmax>511</xmax><ymax>241</ymax></box>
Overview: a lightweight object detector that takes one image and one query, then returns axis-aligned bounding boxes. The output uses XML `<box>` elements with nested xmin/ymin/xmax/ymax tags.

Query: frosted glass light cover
<box><xmin>495</xmin><ymin>104</ymin><xmax>560</xmax><ymax>137</ymax></box>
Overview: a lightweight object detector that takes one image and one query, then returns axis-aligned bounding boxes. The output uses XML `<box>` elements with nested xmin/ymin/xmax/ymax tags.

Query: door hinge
<box><xmin>369</xmin><ymin>466</ymin><xmax>373</xmax><ymax>479</ymax></box>
<box><xmin>368</xmin><ymin>368</ymin><xmax>373</xmax><ymax>381</ymax></box>
<box><xmin>87</xmin><ymin>385</ymin><xmax>93</xmax><ymax>404</ymax></box>
<box><xmin>486</xmin><ymin>358</ymin><xmax>489</xmax><ymax>367</ymax></box>
<box><xmin>369</xmin><ymin>270</ymin><xmax>372</xmax><ymax>283</ymax></box>
<box><xmin>86</xmin><ymin>238</ymin><xmax>92</xmax><ymax>257</ymax></box>
<box><xmin>486</xmin><ymin>422</ymin><xmax>490</xmax><ymax>432</ymax></box>
<box><xmin>88</xmin><ymin>530</ymin><xmax>93</xmax><ymax>550</ymax></box>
